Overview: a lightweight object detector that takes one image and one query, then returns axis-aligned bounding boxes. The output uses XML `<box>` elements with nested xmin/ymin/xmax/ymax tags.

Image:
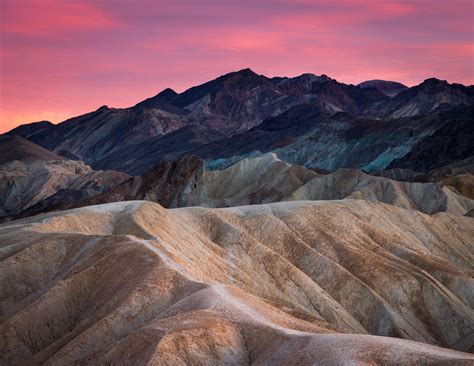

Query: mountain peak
<box><xmin>221</xmin><ymin>68</ymin><xmax>266</xmax><ymax>83</ymax></box>
<box><xmin>320</xmin><ymin>74</ymin><xmax>332</xmax><ymax>80</ymax></box>
<box><xmin>421</xmin><ymin>77</ymin><xmax>447</xmax><ymax>85</ymax></box>
<box><xmin>358</xmin><ymin>80</ymin><xmax>408</xmax><ymax>97</ymax></box>
<box><xmin>96</xmin><ymin>105</ymin><xmax>109</xmax><ymax>112</ymax></box>
<box><xmin>158</xmin><ymin>88</ymin><xmax>178</xmax><ymax>98</ymax></box>
<box><xmin>5</xmin><ymin>120</ymin><xmax>55</xmax><ymax>140</ymax></box>
<box><xmin>413</xmin><ymin>78</ymin><xmax>456</xmax><ymax>93</ymax></box>
<box><xmin>235</xmin><ymin>67</ymin><xmax>256</xmax><ymax>75</ymax></box>
<box><xmin>134</xmin><ymin>87</ymin><xmax>180</xmax><ymax>110</ymax></box>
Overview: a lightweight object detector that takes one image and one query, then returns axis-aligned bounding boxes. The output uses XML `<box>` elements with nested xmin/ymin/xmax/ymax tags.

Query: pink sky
<box><xmin>1</xmin><ymin>0</ymin><xmax>473</xmax><ymax>132</ymax></box>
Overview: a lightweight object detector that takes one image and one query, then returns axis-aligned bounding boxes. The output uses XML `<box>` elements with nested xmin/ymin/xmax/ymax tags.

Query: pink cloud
<box><xmin>0</xmin><ymin>0</ymin><xmax>473</xmax><ymax>133</ymax></box>
<box><xmin>1</xmin><ymin>0</ymin><xmax>117</xmax><ymax>36</ymax></box>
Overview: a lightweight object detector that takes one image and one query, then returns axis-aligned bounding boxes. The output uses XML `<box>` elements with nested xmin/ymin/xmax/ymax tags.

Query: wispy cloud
<box><xmin>1</xmin><ymin>0</ymin><xmax>473</xmax><ymax>132</ymax></box>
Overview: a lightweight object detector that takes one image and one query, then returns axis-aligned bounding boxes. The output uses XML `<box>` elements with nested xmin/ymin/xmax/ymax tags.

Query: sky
<box><xmin>0</xmin><ymin>0</ymin><xmax>473</xmax><ymax>132</ymax></box>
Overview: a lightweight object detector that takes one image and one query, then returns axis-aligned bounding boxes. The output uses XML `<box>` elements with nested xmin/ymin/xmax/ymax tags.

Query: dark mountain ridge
<box><xmin>5</xmin><ymin>69</ymin><xmax>473</xmax><ymax>174</ymax></box>
<box><xmin>358</xmin><ymin>79</ymin><xmax>408</xmax><ymax>97</ymax></box>
<box><xmin>0</xmin><ymin>135</ymin><xmax>64</xmax><ymax>164</ymax></box>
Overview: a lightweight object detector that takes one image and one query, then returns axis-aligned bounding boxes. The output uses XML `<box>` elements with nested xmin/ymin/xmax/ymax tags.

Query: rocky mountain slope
<box><xmin>199</xmin><ymin>103</ymin><xmax>474</xmax><ymax>173</ymax></box>
<box><xmin>68</xmin><ymin>155</ymin><xmax>205</xmax><ymax>209</ymax></box>
<box><xmin>368</xmin><ymin>78</ymin><xmax>474</xmax><ymax>119</ymax></box>
<box><xmin>0</xmin><ymin>137</ymin><xmax>129</xmax><ymax>221</ymax></box>
<box><xmin>379</xmin><ymin>157</ymin><xmax>474</xmax><ymax>199</ymax></box>
<box><xmin>388</xmin><ymin>115</ymin><xmax>474</xmax><ymax>171</ymax></box>
<box><xmin>1</xmin><ymin>200</ymin><xmax>473</xmax><ymax>364</ymax></box>
<box><xmin>6</xmin><ymin>121</ymin><xmax>55</xmax><ymax>140</ymax></box>
<box><xmin>286</xmin><ymin>168</ymin><xmax>474</xmax><ymax>215</ymax></box>
<box><xmin>15</xmin><ymin>154</ymin><xmax>474</xmax><ymax>218</ymax></box>
<box><xmin>7</xmin><ymin>69</ymin><xmax>473</xmax><ymax>174</ymax></box>
<box><xmin>197</xmin><ymin>154</ymin><xmax>474</xmax><ymax>215</ymax></box>
<box><xmin>0</xmin><ymin>135</ymin><xmax>64</xmax><ymax>165</ymax></box>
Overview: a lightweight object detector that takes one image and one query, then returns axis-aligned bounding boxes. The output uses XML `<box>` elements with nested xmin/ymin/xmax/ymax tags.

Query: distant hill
<box><xmin>358</xmin><ymin>79</ymin><xmax>407</xmax><ymax>97</ymax></box>
<box><xmin>0</xmin><ymin>135</ymin><xmax>63</xmax><ymax>164</ymax></box>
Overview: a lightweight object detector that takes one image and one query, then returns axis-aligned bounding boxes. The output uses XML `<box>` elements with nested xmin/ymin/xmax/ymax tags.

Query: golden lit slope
<box><xmin>1</xmin><ymin>200</ymin><xmax>473</xmax><ymax>364</ymax></box>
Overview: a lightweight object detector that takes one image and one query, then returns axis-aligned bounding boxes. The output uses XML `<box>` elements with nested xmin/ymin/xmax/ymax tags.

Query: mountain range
<box><xmin>7</xmin><ymin>69</ymin><xmax>473</xmax><ymax>175</ymax></box>
<box><xmin>1</xmin><ymin>69</ymin><xmax>474</xmax><ymax>364</ymax></box>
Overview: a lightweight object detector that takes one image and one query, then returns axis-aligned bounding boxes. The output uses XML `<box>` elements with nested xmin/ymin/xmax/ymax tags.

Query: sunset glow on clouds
<box><xmin>0</xmin><ymin>0</ymin><xmax>473</xmax><ymax>132</ymax></box>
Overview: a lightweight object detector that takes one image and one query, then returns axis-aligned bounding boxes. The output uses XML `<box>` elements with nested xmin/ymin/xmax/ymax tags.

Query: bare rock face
<box><xmin>1</xmin><ymin>200</ymin><xmax>473</xmax><ymax>364</ymax></box>
<box><xmin>70</xmin><ymin>154</ymin><xmax>205</xmax><ymax>209</ymax></box>
<box><xmin>0</xmin><ymin>158</ymin><xmax>129</xmax><ymax>221</ymax></box>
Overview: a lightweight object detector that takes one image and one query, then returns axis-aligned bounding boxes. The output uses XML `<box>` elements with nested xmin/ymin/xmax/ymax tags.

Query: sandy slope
<box><xmin>199</xmin><ymin>154</ymin><xmax>474</xmax><ymax>215</ymax></box>
<box><xmin>0</xmin><ymin>160</ymin><xmax>129</xmax><ymax>219</ymax></box>
<box><xmin>1</xmin><ymin>200</ymin><xmax>473</xmax><ymax>364</ymax></box>
<box><xmin>4</xmin><ymin>153</ymin><xmax>474</xmax><ymax>220</ymax></box>
<box><xmin>287</xmin><ymin>168</ymin><xmax>474</xmax><ymax>215</ymax></box>
<box><xmin>198</xmin><ymin>153</ymin><xmax>318</xmax><ymax>207</ymax></box>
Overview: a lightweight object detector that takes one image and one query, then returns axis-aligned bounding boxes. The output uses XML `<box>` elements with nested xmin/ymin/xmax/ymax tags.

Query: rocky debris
<box><xmin>1</xmin><ymin>200</ymin><xmax>473</xmax><ymax>364</ymax></box>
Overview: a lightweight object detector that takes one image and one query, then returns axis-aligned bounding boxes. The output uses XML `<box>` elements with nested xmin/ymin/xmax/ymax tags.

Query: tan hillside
<box><xmin>1</xmin><ymin>200</ymin><xmax>473</xmax><ymax>364</ymax></box>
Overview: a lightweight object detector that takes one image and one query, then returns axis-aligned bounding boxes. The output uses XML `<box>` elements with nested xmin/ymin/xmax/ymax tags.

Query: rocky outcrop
<box><xmin>75</xmin><ymin>154</ymin><xmax>204</xmax><ymax>208</ymax></box>
<box><xmin>1</xmin><ymin>200</ymin><xmax>473</xmax><ymax>364</ymax></box>
<box><xmin>0</xmin><ymin>159</ymin><xmax>129</xmax><ymax>221</ymax></box>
